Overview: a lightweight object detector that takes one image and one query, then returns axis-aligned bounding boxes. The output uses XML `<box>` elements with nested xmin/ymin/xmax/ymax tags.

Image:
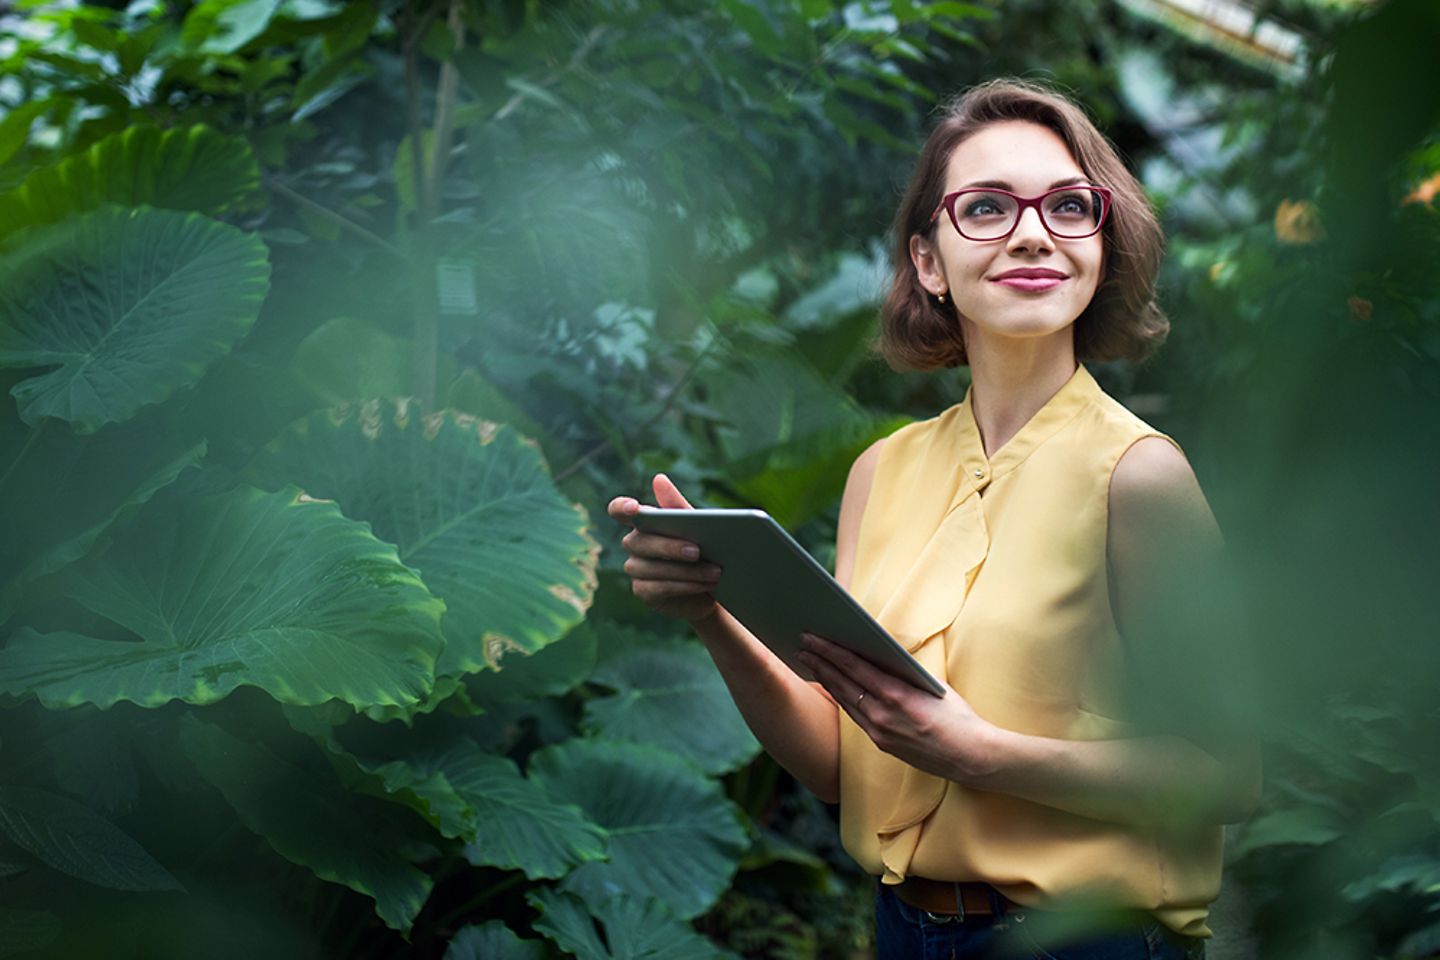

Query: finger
<box><xmin>653</xmin><ymin>473</ymin><xmax>694</xmax><ymax>510</ymax></box>
<box><xmin>801</xmin><ymin>633</ymin><xmax>902</xmax><ymax>699</ymax></box>
<box><xmin>607</xmin><ymin>496</ymin><xmax>641</xmax><ymax>525</ymax></box>
<box><xmin>622</xmin><ymin>529</ymin><xmax>702</xmax><ymax>561</ymax></box>
<box><xmin>624</xmin><ymin>557</ymin><xmax>722</xmax><ymax>583</ymax></box>
<box><xmin>798</xmin><ymin>649</ymin><xmax>866</xmax><ymax>713</ymax></box>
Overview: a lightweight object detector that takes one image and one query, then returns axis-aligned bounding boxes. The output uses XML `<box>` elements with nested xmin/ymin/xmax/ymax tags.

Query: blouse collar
<box><xmin>953</xmin><ymin>362</ymin><xmax>1101</xmax><ymax>496</ymax></box>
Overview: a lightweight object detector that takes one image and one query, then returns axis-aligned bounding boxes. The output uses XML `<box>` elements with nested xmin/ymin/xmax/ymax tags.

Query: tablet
<box><xmin>630</xmin><ymin>507</ymin><xmax>945</xmax><ymax>697</ymax></box>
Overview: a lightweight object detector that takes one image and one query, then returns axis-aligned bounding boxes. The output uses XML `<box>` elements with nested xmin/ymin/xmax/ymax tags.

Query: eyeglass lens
<box><xmin>954</xmin><ymin>189</ymin><xmax>1106</xmax><ymax>240</ymax></box>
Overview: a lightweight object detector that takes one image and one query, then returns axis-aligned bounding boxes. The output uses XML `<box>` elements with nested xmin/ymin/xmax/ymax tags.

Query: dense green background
<box><xmin>0</xmin><ymin>1</ymin><xmax>1437</xmax><ymax>957</ymax></box>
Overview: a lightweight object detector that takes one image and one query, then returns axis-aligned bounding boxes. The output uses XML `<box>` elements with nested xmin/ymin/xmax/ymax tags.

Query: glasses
<box><xmin>929</xmin><ymin>185</ymin><xmax>1113</xmax><ymax>241</ymax></box>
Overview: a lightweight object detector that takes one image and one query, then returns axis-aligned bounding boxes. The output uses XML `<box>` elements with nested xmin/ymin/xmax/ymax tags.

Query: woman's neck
<box><xmin>963</xmin><ymin>332</ymin><xmax>1078</xmax><ymax>460</ymax></box>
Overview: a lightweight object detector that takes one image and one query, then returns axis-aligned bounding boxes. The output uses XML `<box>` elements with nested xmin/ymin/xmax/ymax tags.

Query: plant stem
<box><xmin>433</xmin><ymin>872</ymin><xmax>527</xmax><ymax>930</ymax></box>
<box><xmin>264</xmin><ymin>176</ymin><xmax>409</xmax><ymax>261</ymax></box>
<box><xmin>404</xmin><ymin>5</ymin><xmax>439</xmax><ymax>411</ymax></box>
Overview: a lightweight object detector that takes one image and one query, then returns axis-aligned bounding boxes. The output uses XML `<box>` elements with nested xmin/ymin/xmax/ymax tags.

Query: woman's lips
<box><xmin>992</xmin><ymin>277</ymin><xmax>1065</xmax><ymax>292</ymax></box>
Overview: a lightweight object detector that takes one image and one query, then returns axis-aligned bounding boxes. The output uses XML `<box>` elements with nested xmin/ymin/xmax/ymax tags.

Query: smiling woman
<box><xmin>610</xmin><ymin>78</ymin><xmax>1255</xmax><ymax>960</ymax></box>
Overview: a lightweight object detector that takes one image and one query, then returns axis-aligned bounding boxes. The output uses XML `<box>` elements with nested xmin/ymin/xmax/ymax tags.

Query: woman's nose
<box><xmin>1007</xmin><ymin>205</ymin><xmax>1053</xmax><ymax>252</ymax></box>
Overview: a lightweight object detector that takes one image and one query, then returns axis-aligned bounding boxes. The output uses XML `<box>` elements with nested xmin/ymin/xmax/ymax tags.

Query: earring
<box><xmin>937</xmin><ymin>292</ymin><xmax>947</xmax><ymax>305</ymax></box>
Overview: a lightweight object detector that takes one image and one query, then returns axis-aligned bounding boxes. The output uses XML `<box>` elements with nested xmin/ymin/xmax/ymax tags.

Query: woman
<box><xmin>608</xmin><ymin>79</ymin><xmax>1258</xmax><ymax>959</ymax></box>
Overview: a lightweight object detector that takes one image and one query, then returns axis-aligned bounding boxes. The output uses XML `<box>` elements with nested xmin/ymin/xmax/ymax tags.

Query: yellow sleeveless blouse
<box><xmin>840</xmin><ymin>363</ymin><xmax>1223</xmax><ymax>937</ymax></box>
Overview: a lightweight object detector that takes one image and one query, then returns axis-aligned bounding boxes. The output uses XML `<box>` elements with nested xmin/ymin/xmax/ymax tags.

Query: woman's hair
<box><xmin>877</xmin><ymin>78</ymin><xmax>1168</xmax><ymax>370</ymax></box>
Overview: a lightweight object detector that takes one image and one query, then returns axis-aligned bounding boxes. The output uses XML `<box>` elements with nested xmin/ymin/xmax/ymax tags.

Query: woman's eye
<box><xmin>963</xmin><ymin>200</ymin><xmax>1003</xmax><ymax>217</ymax></box>
<box><xmin>1049</xmin><ymin>195</ymin><xmax>1091</xmax><ymax>218</ymax></box>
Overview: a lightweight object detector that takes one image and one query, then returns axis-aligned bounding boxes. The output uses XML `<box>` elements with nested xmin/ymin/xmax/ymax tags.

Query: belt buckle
<box><xmin>923</xmin><ymin>883</ymin><xmax>967</xmax><ymax>924</ymax></box>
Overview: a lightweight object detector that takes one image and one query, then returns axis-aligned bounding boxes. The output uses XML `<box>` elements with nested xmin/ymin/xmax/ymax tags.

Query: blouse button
<box><xmin>973</xmin><ymin>468</ymin><xmax>985</xmax><ymax>479</ymax></box>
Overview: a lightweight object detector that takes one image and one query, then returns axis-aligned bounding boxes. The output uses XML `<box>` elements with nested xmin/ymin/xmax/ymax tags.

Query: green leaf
<box><xmin>0</xmin><ymin>125</ymin><xmax>261</xmax><ymax>246</ymax></box>
<box><xmin>340</xmin><ymin>750</ymin><xmax>476</xmax><ymax>841</ymax></box>
<box><xmin>0</xmin><ymin>486</ymin><xmax>444</xmax><ymax>710</ymax></box>
<box><xmin>291</xmin><ymin>56</ymin><xmax>374</xmax><ymax>122</ymax></box>
<box><xmin>582</xmin><ymin>635</ymin><xmax>759</xmax><ymax>776</ymax></box>
<box><xmin>0</xmin><ymin>786</ymin><xmax>181</xmax><ymax>892</ymax></box>
<box><xmin>290</xmin><ymin>316</ymin><xmax>411</xmax><ymax>406</ymax></box>
<box><xmin>180</xmin><ymin>717</ymin><xmax>433</xmax><ymax>933</ymax></box>
<box><xmin>466</xmin><ymin>623</ymin><xmax>597</xmax><ymax>707</ymax></box>
<box><xmin>443</xmin><ymin>921</ymin><xmax>549</xmax><ymax>960</ymax></box>
<box><xmin>528</xmin><ymin>889</ymin><xmax>734</xmax><ymax>960</ymax></box>
<box><xmin>0</xmin><ymin>205</ymin><xmax>270</xmax><ymax>432</ymax></box>
<box><xmin>924</xmin><ymin>2</ymin><xmax>996</xmax><ymax>21</ymax></box>
<box><xmin>183</xmin><ymin>0</ymin><xmax>283</xmax><ymax>54</ymax></box>
<box><xmin>0</xmin><ymin>100</ymin><xmax>51</xmax><ymax>167</ymax></box>
<box><xmin>719</xmin><ymin>0</ymin><xmax>784</xmax><ymax>58</ymax></box>
<box><xmin>1231</xmin><ymin>806</ymin><xmax>1346</xmax><ymax>859</ymax></box>
<box><xmin>445</xmin><ymin>747</ymin><xmax>608</xmax><ymax>880</ymax></box>
<box><xmin>251</xmin><ymin>403</ymin><xmax>599</xmax><ymax>676</ymax></box>
<box><xmin>529</xmin><ymin>740</ymin><xmax>748</xmax><ymax>919</ymax></box>
<box><xmin>319</xmin><ymin>1</ymin><xmax>378</xmax><ymax>59</ymax></box>
<box><xmin>0</xmin><ymin>909</ymin><xmax>60</xmax><ymax>957</ymax></box>
<box><xmin>0</xmin><ymin>407</ymin><xmax>205</xmax><ymax>620</ymax></box>
<box><xmin>70</xmin><ymin>17</ymin><xmax>117</xmax><ymax>52</ymax></box>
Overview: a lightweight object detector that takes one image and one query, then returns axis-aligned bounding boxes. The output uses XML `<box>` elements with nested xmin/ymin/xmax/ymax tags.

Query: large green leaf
<box><xmin>251</xmin><ymin>403</ymin><xmax>599</xmax><ymax>675</ymax></box>
<box><xmin>180</xmin><ymin>717</ymin><xmax>433</xmax><ymax>933</ymax></box>
<box><xmin>0</xmin><ymin>404</ymin><xmax>205</xmax><ymax>620</ymax></box>
<box><xmin>0</xmin><ymin>486</ymin><xmax>444</xmax><ymax>710</ymax></box>
<box><xmin>0</xmin><ymin>125</ymin><xmax>260</xmax><ymax>246</ymax></box>
<box><xmin>443</xmin><ymin>747</ymin><xmax>607</xmax><ymax>880</ymax></box>
<box><xmin>443</xmin><ymin>921</ymin><xmax>549</xmax><ymax>960</ymax></box>
<box><xmin>528</xmin><ymin>740</ymin><xmax>748</xmax><ymax>919</ymax></box>
<box><xmin>582</xmin><ymin>632</ymin><xmax>759</xmax><ymax>776</ymax></box>
<box><xmin>528</xmin><ymin>889</ymin><xmax>734</xmax><ymax>960</ymax></box>
<box><xmin>0</xmin><ymin>204</ymin><xmax>271</xmax><ymax>432</ymax></box>
<box><xmin>466</xmin><ymin>623</ymin><xmax>597</xmax><ymax>708</ymax></box>
<box><xmin>0</xmin><ymin>787</ymin><xmax>180</xmax><ymax>892</ymax></box>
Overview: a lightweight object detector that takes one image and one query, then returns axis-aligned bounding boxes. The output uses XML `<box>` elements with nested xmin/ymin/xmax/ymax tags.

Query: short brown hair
<box><xmin>877</xmin><ymin>78</ymin><xmax>1168</xmax><ymax>370</ymax></box>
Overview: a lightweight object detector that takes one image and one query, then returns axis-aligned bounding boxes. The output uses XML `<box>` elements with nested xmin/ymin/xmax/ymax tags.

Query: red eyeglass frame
<box><xmin>929</xmin><ymin>185</ymin><xmax>1114</xmax><ymax>241</ymax></box>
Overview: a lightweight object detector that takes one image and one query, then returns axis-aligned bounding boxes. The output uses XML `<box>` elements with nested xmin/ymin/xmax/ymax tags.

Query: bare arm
<box><xmin>609</xmin><ymin>448</ymin><xmax>885</xmax><ymax>803</ymax></box>
<box><xmin>798</xmin><ymin>437</ymin><xmax>1261</xmax><ymax>827</ymax></box>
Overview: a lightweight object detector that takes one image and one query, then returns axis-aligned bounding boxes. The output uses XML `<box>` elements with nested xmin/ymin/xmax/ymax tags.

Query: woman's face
<box><xmin>912</xmin><ymin>120</ymin><xmax>1106</xmax><ymax>349</ymax></box>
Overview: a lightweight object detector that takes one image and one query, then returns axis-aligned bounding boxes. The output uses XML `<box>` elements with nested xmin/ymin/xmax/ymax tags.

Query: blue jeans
<box><xmin>875</xmin><ymin>883</ymin><xmax>1206</xmax><ymax>960</ymax></box>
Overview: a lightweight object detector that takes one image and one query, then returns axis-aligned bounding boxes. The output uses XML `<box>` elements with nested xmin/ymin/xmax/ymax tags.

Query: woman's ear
<box><xmin>909</xmin><ymin>232</ymin><xmax>947</xmax><ymax>298</ymax></box>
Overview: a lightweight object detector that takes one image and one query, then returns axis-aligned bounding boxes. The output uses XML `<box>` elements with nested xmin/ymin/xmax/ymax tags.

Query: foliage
<box><xmin>0</xmin><ymin>0</ymin><xmax>1009</xmax><ymax>955</ymax></box>
<box><xmin>0</xmin><ymin>0</ymin><xmax>1435</xmax><ymax>957</ymax></box>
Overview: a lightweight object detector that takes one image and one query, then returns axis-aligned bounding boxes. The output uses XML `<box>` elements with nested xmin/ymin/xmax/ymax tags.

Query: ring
<box><xmin>856</xmin><ymin>691</ymin><xmax>866</xmax><ymax>707</ymax></box>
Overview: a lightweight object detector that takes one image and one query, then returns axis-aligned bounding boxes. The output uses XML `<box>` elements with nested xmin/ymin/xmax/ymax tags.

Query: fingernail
<box><xmin>681</xmin><ymin>544</ymin><xmax>700</xmax><ymax>560</ymax></box>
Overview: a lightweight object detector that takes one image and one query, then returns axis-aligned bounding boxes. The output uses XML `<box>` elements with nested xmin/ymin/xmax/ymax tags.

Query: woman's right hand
<box><xmin>607</xmin><ymin>473</ymin><xmax>721</xmax><ymax>624</ymax></box>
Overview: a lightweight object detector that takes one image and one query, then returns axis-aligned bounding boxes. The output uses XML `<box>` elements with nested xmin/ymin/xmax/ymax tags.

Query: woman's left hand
<box><xmin>796</xmin><ymin>632</ymin><xmax>1001</xmax><ymax>784</ymax></box>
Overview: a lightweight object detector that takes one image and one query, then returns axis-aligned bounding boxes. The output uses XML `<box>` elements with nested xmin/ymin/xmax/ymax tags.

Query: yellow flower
<box><xmin>1274</xmin><ymin>199</ymin><xmax>1326</xmax><ymax>245</ymax></box>
<box><xmin>1402</xmin><ymin>171</ymin><xmax>1440</xmax><ymax>207</ymax></box>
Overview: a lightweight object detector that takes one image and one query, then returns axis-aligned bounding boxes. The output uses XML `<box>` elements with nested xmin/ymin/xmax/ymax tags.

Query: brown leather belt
<box><xmin>893</xmin><ymin>877</ymin><xmax>1011</xmax><ymax>917</ymax></box>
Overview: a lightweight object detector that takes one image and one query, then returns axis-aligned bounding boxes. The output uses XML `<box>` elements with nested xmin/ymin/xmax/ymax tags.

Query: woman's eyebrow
<box><xmin>959</xmin><ymin>176</ymin><xmax>1091</xmax><ymax>190</ymax></box>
